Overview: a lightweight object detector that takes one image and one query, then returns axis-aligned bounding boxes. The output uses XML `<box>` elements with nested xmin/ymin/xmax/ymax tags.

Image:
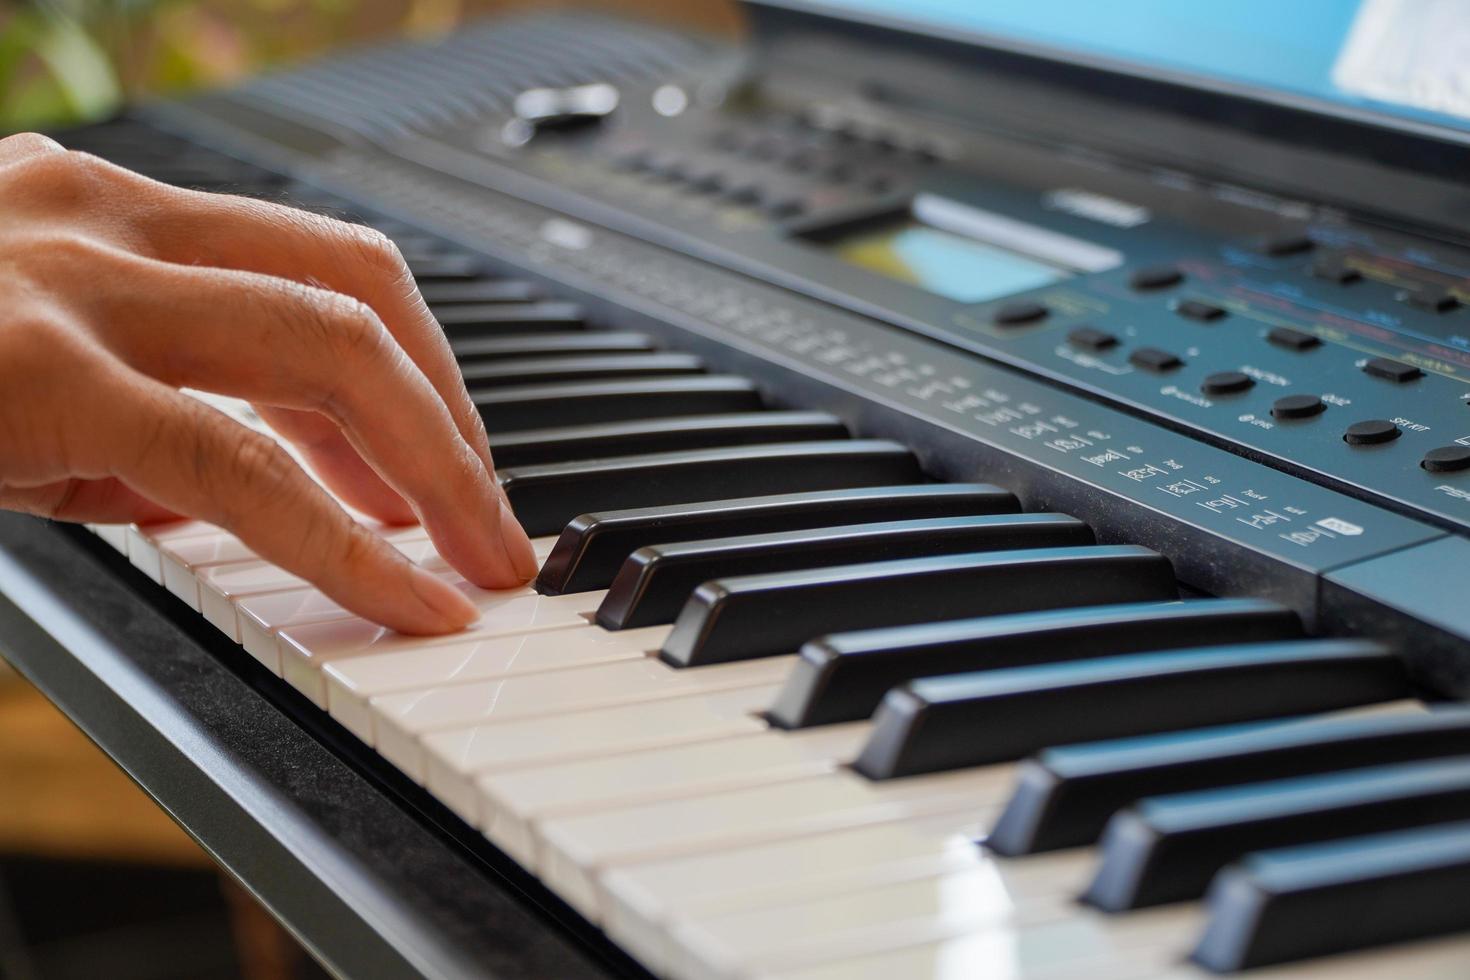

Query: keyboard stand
<box><xmin>0</xmin><ymin>511</ymin><xmax>639</xmax><ymax>980</ymax></box>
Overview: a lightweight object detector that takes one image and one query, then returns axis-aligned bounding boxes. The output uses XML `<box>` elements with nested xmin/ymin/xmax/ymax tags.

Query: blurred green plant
<box><xmin>0</xmin><ymin>0</ymin><xmax>472</xmax><ymax>131</ymax></box>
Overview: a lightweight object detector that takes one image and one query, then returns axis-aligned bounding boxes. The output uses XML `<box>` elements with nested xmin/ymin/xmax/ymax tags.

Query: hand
<box><xmin>0</xmin><ymin>133</ymin><xmax>539</xmax><ymax>634</ymax></box>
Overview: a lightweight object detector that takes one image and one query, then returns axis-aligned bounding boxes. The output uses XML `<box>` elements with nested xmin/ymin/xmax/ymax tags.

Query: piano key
<box><xmin>278</xmin><ymin>591</ymin><xmax>601</xmax><ymax>706</ymax></box>
<box><xmin>488</xmin><ymin>412</ymin><xmax>849</xmax><ymax>469</ymax></box>
<box><xmin>597</xmin><ymin>513</ymin><xmax>1092</xmax><ymax>630</ymax></box>
<box><xmin>372</xmin><ymin>654</ymin><xmax>797</xmax><ymax>778</ymax></box>
<box><xmin>421</xmin><ymin>685</ymin><xmax>776</xmax><ymax>788</ymax></box>
<box><xmin>601</xmin><ymin>819</ymin><xmax>988</xmax><ymax>974</ymax></box>
<box><xmin>420</xmin><ymin>277</ymin><xmax>540</xmax><ymax>306</ymax></box>
<box><xmin>538</xmin><ymin>483</ymin><xmax>1019</xmax><ymax>596</ymax></box>
<box><xmin>501</xmin><ymin>440</ymin><xmax>922</xmax><ymax>537</ymax></box>
<box><xmin>405</xmin><ymin>252</ymin><xmax>483</xmax><ymax>281</ymax></box>
<box><xmin>324</xmin><ymin>625</ymin><xmax>671</xmax><ymax>743</ymax></box>
<box><xmin>1193</xmin><ymin>821</ymin><xmax>1470</xmax><ymax>971</ymax></box>
<box><xmin>123</xmin><ymin>520</ymin><xmax>221</xmax><ymax>582</ymax></box>
<box><xmin>451</xmin><ymin>330</ymin><xmax>654</xmax><ymax>362</ymax></box>
<box><xmin>990</xmin><ymin>705</ymin><xmax>1470</xmax><ymax>856</ymax></box>
<box><xmin>436</xmin><ymin>301</ymin><xmax>586</xmax><ymax>337</ymax></box>
<box><xmin>539</xmin><ymin>767</ymin><xmax>1014</xmax><ymax>919</ymax></box>
<box><xmin>199</xmin><ymin>560</ymin><xmax>310</xmax><ymax>639</ymax></box>
<box><xmin>87</xmin><ymin>523</ymin><xmax>131</xmax><ymax>553</ymax></box>
<box><xmin>769</xmin><ymin>597</ymin><xmax>1301</xmax><ymax>729</ymax></box>
<box><xmin>471</xmin><ymin>724</ymin><xmax>869</xmax><ymax>846</ymax></box>
<box><xmin>460</xmin><ymin>352</ymin><xmax>706</xmax><ymax>388</ymax></box>
<box><xmin>1085</xmin><ymin>756</ymin><xmax>1470</xmax><ymax>910</ymax></box>
<box><xmin>853</xmin><ymin>639</ymin><xmax>1408</xmax><ymax>780</ymax></box>
<box><xmin>661</xmin><ymin>545</ymin><xmax>1178</xmax><ymax>667</ymax></box>
<box><xmin>476</xmin><ymin>376</ymin><xmax>763</xmax><ymax>433</ymax></box>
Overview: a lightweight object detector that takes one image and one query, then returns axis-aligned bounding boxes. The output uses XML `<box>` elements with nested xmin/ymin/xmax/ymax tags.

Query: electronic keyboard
<box><xmin>5</xmin><ymin>5</ymin><xmax>1470</xmax><ymax>978</ymax></box>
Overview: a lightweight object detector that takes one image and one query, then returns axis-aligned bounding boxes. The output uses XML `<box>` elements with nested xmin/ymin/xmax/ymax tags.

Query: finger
<box><xmin>128</xmin><ymin>192</ymin><xmax>539</xmax><ymax>578</ymax></box>
<box><xmin>253</xmin><ymin>406</ymin><xmax>417</xmax><ymax>525</ymax></box>
<box><xmin>99</xmin><ymin>376</ymin><xmax>478</xmax><ymax>635</ymax></box>
<box><xmin>49</xmin><ymin>244</ymin><xmax>528</xmax><ymax>589</ymax></box>
<box><xmin>0</xmin><ymin>132</ymin><xmax>66</xmax><ymax>167</ymax></box>
<box><xmin>0</xmin><ymin>477</ymin><xmax>180</xmax><ymax>524</ymax></box>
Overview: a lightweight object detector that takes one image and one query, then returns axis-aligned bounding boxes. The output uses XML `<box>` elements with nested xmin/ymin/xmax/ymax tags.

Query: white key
<box><xmin>279</xmin><ymin>591</ymin><xmax>600</xmax><ymax>707</ymax></box>
<box><xmin>539</xmin><ymin>768</ymin><xmax>1013</xmax><ymax>921</ymax></box>
<box><xmin>474</xmin><ymin>724</ymin><xmax>869</xmax><ymax>875</ymax></box>
<box><xmin>160</xmin><ymin>533</ymin><xmax>256</xmax><ymax>609</ymax></box>
<box><xmin>528</xmin><ymin>535</ymin><xmax>560</xmax><ymax>560</ymax></box>
<box><xmin>87</xmin><ymin>523</ymin><xmax>131</xmax><ymax>554</ymax></box>
<box><xmin>325</xmin><ymin>625</ymin><xmax>671</xmax><ymax>744</ymax></box>
<box><xmin>422</xmin><ymin>686</ymin><xmax>774</xmax><ymax>816</ymax></box>
<box><xmin>126</xmin><ymin>520</ymin><xmax>220</xmax><ymax>583</ymax></box>
<box><xmin>199</xmin><ymin>560</ymin><xmax>311</xmax><ymax>639</ymax></box>
<box><xmin>603</xmin><ymin>819</ymin><xmax>986</xmax><ymax>975</ymax></box>
<box><xmin>375</xmin><ymin>654</ymin><xmax>793</xmax><ymax>780</ymax></box>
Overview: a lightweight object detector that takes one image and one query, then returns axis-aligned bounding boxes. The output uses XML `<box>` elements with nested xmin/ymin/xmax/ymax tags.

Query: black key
<box><xmin>452</xmin><ymin>332</ymin><xmax>657</xmax><ymax>363</ymax></box>
<box><xmin>854</xmin><ymin>639</ymin><xmax>1405</xmax><ymax>780</ymax></box>
<box><xmin>421</xmin><ymin>279</ymin><xmax>540</xmax><ymax>306</ymax></box>
<box><xmin>1085</xmin><ymin>755</ymin><xmax>1470</xmax><ymax>911</ymax></box>
<box><xmin>461</xmin><ymin>353</ymin><xmax>705</xmax><ymax>389</ymax></box>
<box><xmin>476</xmin><ymin>377</ymin><xmax>762</xmax><ymax>434</ymax></box>
<box><xmin>500</xmin><ymin>440</ymin><xmax>920</xmax><ymax>537</ymax></box>
<box><xmin>490</xmin><ymin>412</ymin><xmax>848</xmax><ymax>469</ymax></box>
<box><xmin>991</xmin><ymin>708</ymin><xmax>1470</xmax><ymax>856</ymax></box>
<box><xmin>406</xmin><ymin>252</ymin><xmax>483</xmax><ymax>281</ymax></box>
<box><xmin>598</xmin><ymin>514</ymin><xmax>1091</xmax><ymax>630</ymax></box>
<box><xmin>660</xmin><ymin>545</ymin><xmax>1177</xmax><ymax>667</ymax></box>
<box><xmin>536</xmin><ymin>484</ymin><xmax>1020</xmax><ymax>595</ymax></box>
<box><xmin>1129</xmin><ymin>347</ymin><xmax>1183</xmax><ymax>372</ymax></box>
<box><xmin>1174</xmin><ymin>299</ymin><xmax>1226</xmax><ymax>322</ymax></box>
<box><xmin>436</xmin><ymin>302</ymin><xmax>586</xmax><ymax>338</ymax></box>
<box><xmin>1265</xmin><ymin>326</ymin><xmax>1320</xmax><ymax>351</ymax></box>
<box><xmin>1193</xmin><ymin>821</ymin><xmax>1470</xmax><ymax>971</ymax></box>
<box><xmin>1362</xmin><ymin>356</ymin><xmax>1424</xmax><ymax>383</ymax></box>
<box><xmin>769</xmin><ymin>598</ymin><xmax>1300</xmax><ymax>730</ymax></box>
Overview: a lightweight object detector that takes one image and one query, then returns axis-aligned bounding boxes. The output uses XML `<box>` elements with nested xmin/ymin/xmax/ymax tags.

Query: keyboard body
<box><xmin>2</xmin><ymin>8</ymin><xmax>1469</xmax><ymax>980</ymax></box>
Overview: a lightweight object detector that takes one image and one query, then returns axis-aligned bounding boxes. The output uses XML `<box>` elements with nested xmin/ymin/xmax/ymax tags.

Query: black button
<box><xmin>866</xmin><ymin>174</ymin><xmax>895</xmax><ymax>194</ymax></box>
<box><xmin>646</xmin><ymin>155</ymin><xmax>689</xmax><ymax>181</ymax></box>
<box><xmin>820</xmin><ymin>161</ymin><xmax>854</xmax><ymax>183</ymax></box>
<box><xmin>1344</xmin><ymin>420</ymin><xmax>1401</xmax><ymax>446</ymax></box>
<box><xmin>685</xmin><ymin>169</ymin><xmax>726</xmax><ymax>193</ymax></box>
<box><xmin>1260</xmin><ymin>233</ymin><xmax>1315</xmax><ymax>257</ymax></box>
<box><xmin>1272</xmin><ymin>394</ymin><xmax>1326</xmax><ymax>420</ymax></box>
<box><xmin>721</xmin><ymin>182</ymin><xmax>763</xmax><ymax>205</ymax></box>
<box><xmin>994</xmin><ymin>301</ymin><xmax>1049</xmax><ymax>326</ymax></box>
<box><xmin>1363</xmin><ymin>357</ymin><xmax>1423</xmax><ymax>383</ymax></box>
<box><xmin>1175</xmin><ymin>299</ymin><xmax>1226</xmax><ymax>322</ymax></box>
<box><xmin>1067</xmin><ymin>327</ymin><xmax>1119</xmax><ymax>351</ymax></box>
<box><xmin>1129</xmin><ymin>347</ymin><xmax>1184</xmax><ymax>372</ymax></box>
<box><xmin>1267</xmin><ymin>326</ymin><xmax>1322</xmax><ymax>351</ymax></box>
<box><xmin>1310</xmin><ymin>257</ymin><xmax>1362</xmax><ymax>284</ymax></box>
<box><xmin>1201</xmin><ymin>371</ymin><xmax>1255</xmax><ymax>395</ymax></box>
<box><xmin>1423</xmin><ymin>446</ymin><xmax>1470</xmax><ymax>473</ymax></box>
<box><xmin>761</xmin><ymin>195</ymin><xmax>806</xmax><ymax>219</ymax></box>
<box><xmin>611</xmin><ymin>148</ymin><xmax>651</xmax><ymax>172</ymax></box>
<box><xmin>1129</xmin><ymin>266</ymin><xmax>1184</xmax><ymax>291</ymax></box>
<box><xmin>1398</xmin><ymin>287</ymin><xmax>1460</xmax><ymax>314</ymax></box>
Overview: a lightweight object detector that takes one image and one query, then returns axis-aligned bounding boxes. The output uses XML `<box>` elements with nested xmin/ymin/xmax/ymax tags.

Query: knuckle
<box><xmin>0</xmin><ymin>132</ymin><xmax>66</xmax><ymax>160</ymax></box>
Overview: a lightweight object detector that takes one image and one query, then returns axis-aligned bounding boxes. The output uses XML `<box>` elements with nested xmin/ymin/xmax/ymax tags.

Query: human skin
<box><xmin>0</xmin><ymin>132</ymin><xmax>539</xmax><ymax>635</ymax></box>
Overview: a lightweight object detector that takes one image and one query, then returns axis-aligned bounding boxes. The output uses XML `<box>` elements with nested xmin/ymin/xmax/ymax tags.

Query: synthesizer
<box><xmin>4</xmin><ymin>4</ymin><xmax>1470</xmax><ymax>978</ymax></box>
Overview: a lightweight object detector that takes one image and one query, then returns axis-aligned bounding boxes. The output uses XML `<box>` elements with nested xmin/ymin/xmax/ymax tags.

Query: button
<box><xmin>1067</xmin><ymin>326</ymin><xmax>1119</xmax><ymax>351</ymax></box>
<box><xmin>1174</xmin><ymin>299</ymin><xmax>1226</xmax><ymax>322</ymax></box>
<box><xmin>1362</xmin><ymin>357</ymin><xmax>1423</xmax><ymax>383</ymax></box>
<box><xmin>865</xmin><ymin>174</ymin><xmax>895</xmax><ymax>193</ymax></box>
<box><xmin>1398</xmin><ymin>287</ymin><xmax>1460</xmax><ymax>313</ymax></box>
<box><xmin>1260</xmin><ymin>233</ymin><xmax>1315</xmax><ymax>257</ymax></box>
<box><xmin>1310</xmin><ymin>257</ymin><xmax>1361</xmax><ymax>284</ymax></box>
<box><xmin>993</xmin><ymin>301</ymin><xmax>1049</xmax><ymax>326</ymax></box>
<box><xmin>1129</xmin><ymin>347</ymin><xmax>1184</xmax><ymax>372</ymax></box>
<box><xmin>685</xmin><ymin>169</ymin><xmax>726</xmax><ymax>193</ymax></box>
<box><xmin>1129</xmin><ymin>266</ymin><xmax>1184</xmax><ymax>291</ymax></box>
<box><xmin>1272</xmin><ymin>394</ymin><xmax>1326</xmax><ymax>420</ymax></box>
<box><xmin>721</xmin><ymin>182</ymin><xmax>763</xmax><ymax>205</ymax></box>
<box><xmin>1201</xmin><ymin>371</ymin><xmax>1255</xmax><ymax>395</ymax></box>
<box><xmin>1267</xmin><ymin>326</ymin><xmax>1321</xmax><ymax>351</ymax></box>
<box><xmin>1423</xmin><ymin>446</ymin><xmax>1470</xmax><ymax>473</ymax></box>
<box><xmin>761</xmin><ymin>195</ymin><xmax>806</xmax><ymax>219</ymax></box>
<box><xmin>1344</xmin><ymin>420</ymin><xmax>1401</xmax><ymax>446</ymax></box>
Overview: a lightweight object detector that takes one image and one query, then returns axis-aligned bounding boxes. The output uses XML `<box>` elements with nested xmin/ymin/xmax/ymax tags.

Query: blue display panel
<box><xmin>812</xmin><ymin>0</ymin><xmax>1470</xmax><ymax>135</ymax></box>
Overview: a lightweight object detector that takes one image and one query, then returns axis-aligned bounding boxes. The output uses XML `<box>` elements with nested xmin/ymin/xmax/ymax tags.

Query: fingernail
<box><xmin>498</xmin><ymin>502</ymin><xmax>540</xmax><ymax>581</ymax></box>
<box><xmin>408</xmin><ymin>564</ymin><xmax>478</xmax><ymax>629</ymax></box>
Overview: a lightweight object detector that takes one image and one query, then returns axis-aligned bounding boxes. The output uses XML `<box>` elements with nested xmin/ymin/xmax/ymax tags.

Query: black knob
<box><xmin>993</xmin><ymin>301</ymin><xmax>1049</xmax><ymax>326</ymax></box>
<box><xmin>1129</xmin><ymin>265</ymin><xmax>1184</xmax><ymax>291</ymax></box>
<box><xmin>1344</xmin><ymin>420</ymin><xmax>1401</xmax><ymax>446</ymax></box>
<box><xmin>1423</xmin><ymin>446</ymin><xmax>1470</xmax><ymax>473</ymax></box>
<box><xmin>1201</xmin><ymin>371</ymin><xmax>1255</xmax><ymax>395</ymax></box>
<box><xmin>1272</xmin><ymin>394</ymin><xmax>1326</xmax><ymax>420</ymax></box>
